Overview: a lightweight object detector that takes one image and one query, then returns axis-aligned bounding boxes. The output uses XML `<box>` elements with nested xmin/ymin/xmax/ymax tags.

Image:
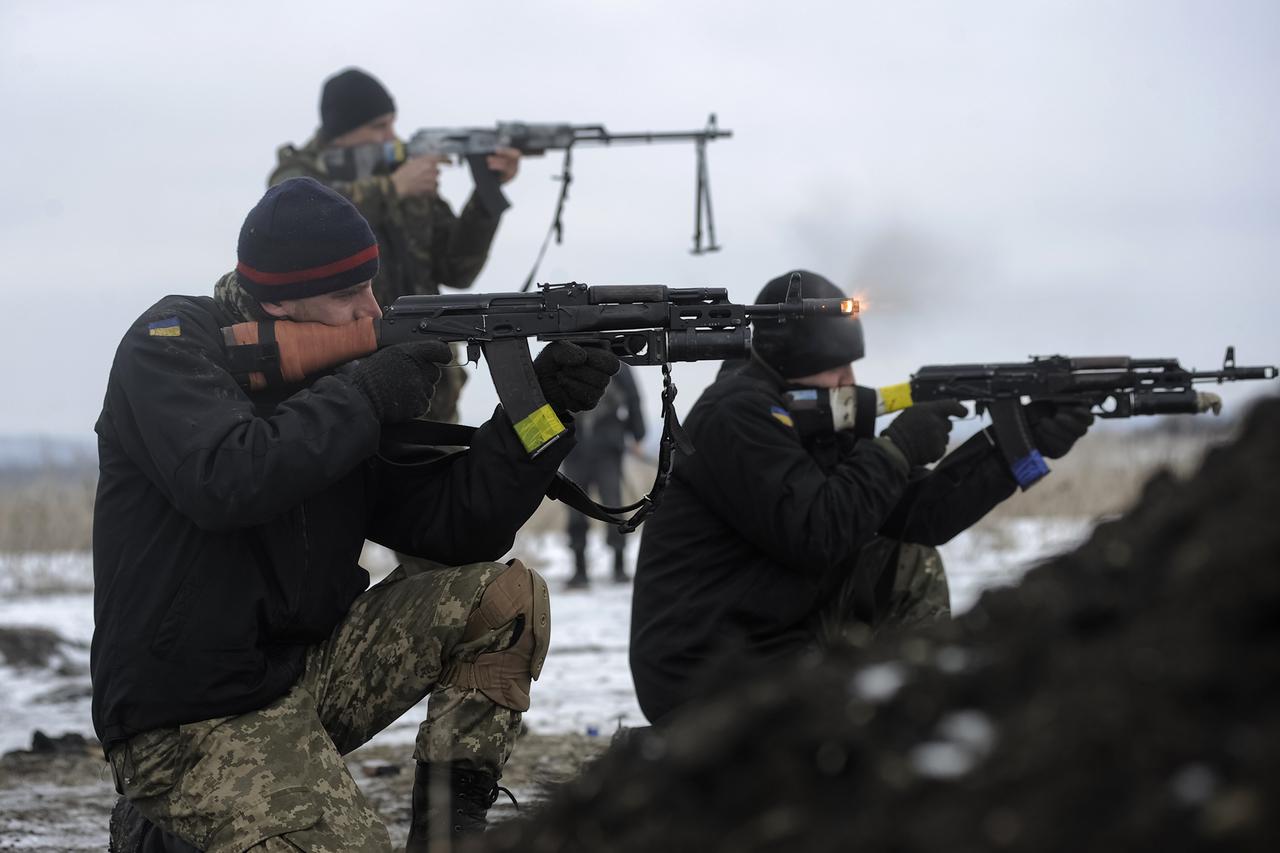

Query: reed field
<box><xmin>0</xmin><ymin>419</ymin><xmax>1233</xmax><ymax>570</ymax></box>
<box><xmin>0</xmin><ymin>475</ymin><xmax>95</xmax><ymax>555</ymax></box>
<box><xmin>522</xmin><ymin>421</ymin><xmax>1232</xmax><ymax>541</ymax></box>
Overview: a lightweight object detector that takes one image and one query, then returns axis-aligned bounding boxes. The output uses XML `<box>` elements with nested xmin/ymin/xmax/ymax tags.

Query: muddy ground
<box><xmin>480</xmin><ymin>398</ymin><xmax>1280</xmax><ymax>852</ymax></box>
<box><xmin>3</xmin><ymin>407</ymin><xmax>1272</xmax><ymax>851</ymax></box>
<box><xmin>0</xmin><ymin>731</ymin><xmax>608</xmax><ymax>851</ymax></box>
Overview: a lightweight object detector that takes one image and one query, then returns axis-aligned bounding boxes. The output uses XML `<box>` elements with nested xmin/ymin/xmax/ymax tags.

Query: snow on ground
<box><xmin>944</xmin><ymin>518</ymin><xmax>1092</xmax><ymax>614</ymax></box>
<box><xmin>0</xmin><ymin>518</ymin><xmax>1093</xmax><ymax>755</ymax></box>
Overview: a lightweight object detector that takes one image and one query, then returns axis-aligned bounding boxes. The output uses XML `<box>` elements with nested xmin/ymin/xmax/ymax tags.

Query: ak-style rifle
<box><xmin>881</xmin><ymin>349</ymin><xmax>1277</xmax><ymax>489</ymax></box>
<box><xmin>221</xmin><ymin>280</ymin><xmax>857</xmax><ymax>530</ymax></box>
<box><xmin>321</xmin><ymin>116</ymin><xmax>732</xmax><ymax>279</ymax></box>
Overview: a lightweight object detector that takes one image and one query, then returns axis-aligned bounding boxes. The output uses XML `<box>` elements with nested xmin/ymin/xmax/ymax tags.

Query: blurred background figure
<box><xmin>562</xmin><ymin>363</ymin><xmax>647</xmax><ymax>589</ymax></box>
<box><xmin>268</xmin><ymin>67</ymin><xmax>521</xmax><ymax>422</ymax></box>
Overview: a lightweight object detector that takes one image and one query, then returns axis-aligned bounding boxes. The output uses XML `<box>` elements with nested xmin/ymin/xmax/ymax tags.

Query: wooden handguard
<box><xmin>223</xmin><ymin>319</ymin><xmax>378</xmax><ymax>390</ymax></box>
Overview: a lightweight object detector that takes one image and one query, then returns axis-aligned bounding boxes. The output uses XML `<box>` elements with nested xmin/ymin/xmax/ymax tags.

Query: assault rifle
<box><xmin>321</xmin><ymin>115</ymin><xmax>732</xmax><ymax>268</ymax></box>
<box><xmin>874</xmin><ymin>349</ymin><xmax>1277</xmax><ymax>489</ymax></box>
<box><xmin>221</xmin><ymin>281</ymin><xmax>857</xmax><ymax>530</ymax></box>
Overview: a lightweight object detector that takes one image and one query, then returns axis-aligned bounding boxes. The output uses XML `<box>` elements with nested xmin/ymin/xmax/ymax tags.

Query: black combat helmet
<box><xmin>751</xmin><ymin>270</ymin><xmax>865</xmax><ymax>378</ymax></box>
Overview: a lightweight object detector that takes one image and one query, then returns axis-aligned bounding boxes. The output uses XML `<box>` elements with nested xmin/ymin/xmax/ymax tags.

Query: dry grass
<box><xmin>0</xmin><ymin>475</ymin><xmax>96</xmax><ymax>553</ymax></box>
<box><xmin>0</xmin><ymin>425</ymin><xmax>1227</xmax><ymax>559</ymax></box>
<box><xmin>982</xmin><ymin>425</ymin><xmax>1223</xmax><ymax>522</ymax></box>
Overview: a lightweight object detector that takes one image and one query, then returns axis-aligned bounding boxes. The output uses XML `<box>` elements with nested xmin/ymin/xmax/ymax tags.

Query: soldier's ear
<box><xmin>260</xmin><ymin>300</ymin><xmax>293</xmax><ymax>321</ymax></box>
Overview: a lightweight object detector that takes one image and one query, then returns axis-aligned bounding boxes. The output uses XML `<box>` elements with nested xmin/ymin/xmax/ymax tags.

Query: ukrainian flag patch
<box><xmin>770</xmin><ymin>405</ymin><xmax>794</xmax><ymax>428</ymax></box>
<box><xmin>147</xmin><ymin>317</ymin><xmax>181</xmax><ymax>337</ymax></box>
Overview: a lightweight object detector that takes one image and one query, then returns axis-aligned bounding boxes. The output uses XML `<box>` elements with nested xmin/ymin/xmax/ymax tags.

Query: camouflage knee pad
<box><xmin>438</xmin><ymin>560</ymin><xmax>550</xmax><ymax>712</ymax></box>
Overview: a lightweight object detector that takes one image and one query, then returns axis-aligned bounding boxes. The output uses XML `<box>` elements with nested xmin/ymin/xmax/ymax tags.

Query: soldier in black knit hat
<box><xmin>97</xmin><ymin>178</ymin><xmax>618</xmax><ymax>851</ymax></box>
<box><xmin>268</xmin><ymin>67</ymin><xmax>522</xmax><ymax>421</ymax></box>
<box><xmin>629</xmin><ymin>270</ymin><xmax>1094</xmax><ymax>726</ymax></box>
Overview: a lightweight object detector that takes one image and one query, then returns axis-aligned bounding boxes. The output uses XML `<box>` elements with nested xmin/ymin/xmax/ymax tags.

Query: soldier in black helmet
<box><xmin>629</xmin><ymin>270</ymin><xmax>1093</xmax><ymax>725</ymax></box>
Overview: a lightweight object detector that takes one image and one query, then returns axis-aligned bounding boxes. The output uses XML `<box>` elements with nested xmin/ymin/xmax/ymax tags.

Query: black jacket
<box><xmin>562</xmin><ymin>364</ymin><xmax>646</xmax><ymax>478</ymax></box>
<box><xmin>629</xmin><ymin>361</ymin><xmax>1015</xmax><ymax>723</ymax></box>
<box><xmin>91</xmin><ymin>295</ymin><xmax>569</xmax><ymax>746</ymax></box>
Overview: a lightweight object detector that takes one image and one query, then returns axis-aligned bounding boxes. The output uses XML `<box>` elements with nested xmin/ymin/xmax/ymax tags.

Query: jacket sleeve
<box><xmin>878</xmin><ymin>430</ymin><xmax>1018</xmax><ymax>545</ymax></box>
<box><xmin>366</xmin><ymin>407</ymin><xmax>573</xmax><ymax>565</ymax></box>
<box><xmin>107</xmin><ymin>300</ymin><xmax>382</xmax><ymax>531</ymax></box>
<box><xmin>429</xmin><ymin>194</ymin><xmax>502</xmax><ymax>291</ymax></box>
<box><xmin>679</xmin><ymin>385</ymin><xmax>912</xmax><ymax>572</ymax></box>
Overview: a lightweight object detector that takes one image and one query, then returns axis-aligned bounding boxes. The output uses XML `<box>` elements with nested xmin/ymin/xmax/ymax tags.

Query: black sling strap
<box><xmin>380</xmin><ymin>363</ymin><xmax>693</xmax><ymax>534</ymax></box>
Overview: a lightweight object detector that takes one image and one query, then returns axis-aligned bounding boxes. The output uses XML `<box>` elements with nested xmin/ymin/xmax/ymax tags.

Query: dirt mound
<box><xmin>0</xmin><ymin>625</ymin><xmax>71</xmax><ymax>669</ymax></box>
<box><xmin>483</xmin><ymin>398</ymin><xmax>1280</xmax><ymax>852</ymax></box>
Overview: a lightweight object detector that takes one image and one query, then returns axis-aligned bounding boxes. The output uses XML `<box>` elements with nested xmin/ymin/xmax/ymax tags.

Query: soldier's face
<box><xmin>788</xmin><ymin>363</ymin><xmax>855</xmax><ymax>389</ymax></box>
<box><xmin>261</xmin><ymin>281</ymin><xmax>382</xmax><ymax>325</ymax></box>
<box><xmin>329</xmin><ymin>112</ymin><xmax>398</xmax><ymax>148</ymax></box>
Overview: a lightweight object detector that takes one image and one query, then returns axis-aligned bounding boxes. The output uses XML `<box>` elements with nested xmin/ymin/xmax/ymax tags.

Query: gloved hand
<box><xmin>347</xmin><ymin>340</ymin><xmax>453</xmax><ymax>424</ymax></box>
<box><xmin>1024</xmin><ymin>401</ymin><xmax>1094</xmax><ymax>459</ymax></box>
<box><xmin>881</xmin><ymin>400</ymin><xmax>968</xmax><ymax>467</ymax></box>
<box><xmin>533</xmin><ymin>341</ymin><xmax>621</xmax><ymax>417</ymax></box>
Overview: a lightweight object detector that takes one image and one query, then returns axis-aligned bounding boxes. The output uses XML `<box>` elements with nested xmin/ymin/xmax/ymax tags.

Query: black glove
<box><xmin>347</xmin><ymin>340</ymin><xmax>452</xmax><ymax>424</ymax></box>
<box><xmin>1025</xmin><ymin>401</ymin><xmax>1094</xmax><ymax>459</ymax></box>
<box><xmin>881</xmin><ymin>400</ymin><xmax>967</xmax><ymax>467</ymax></box>
<box><xmin>533</xmin><ymin>341</ymin><xmax>621</xmax><ymax>417</ymax></box>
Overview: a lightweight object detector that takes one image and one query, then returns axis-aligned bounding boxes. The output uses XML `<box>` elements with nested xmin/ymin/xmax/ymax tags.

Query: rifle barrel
<box><xmin>745</xmin><ymin>298</ymin><xmax>856</xmax><ymax>319</ymax></box>
<box><xmin>1189</xmin><ymin>366</ymin><xmax>1277</xmax><ymax>381</ymax></box>
<box><xmin>571</xmin><ymin>128</ymin><xmax>734</xmax><ymax>144</ymax></box>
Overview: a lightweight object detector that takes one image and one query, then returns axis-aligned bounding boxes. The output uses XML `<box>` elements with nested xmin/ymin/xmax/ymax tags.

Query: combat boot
<box><xmin>405</xmin><ymin>761</ymin><xmax>506</xmax><ymax>851</ymax></box>
<box><xmin>566</xmin><ymin>549</ymin><xmax>590</xmax><ymax>589</ymax></box>
<box><xmin>612</xmin><ymin>546</ymin><xmax>629</xmax><ymax>583</ymax></box>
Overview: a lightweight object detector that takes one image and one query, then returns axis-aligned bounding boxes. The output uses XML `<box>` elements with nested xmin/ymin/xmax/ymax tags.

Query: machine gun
<box><xmin>220</xmin><ymin>280</ymin><xmax>857</xmax><ymax>530</ymax></box>
<box><xmin>876</xmin><ymin>349</ymin><xmax>1277</xmax><ymax>489</ymax></box>
<box><xmin>321</xmin><ymin>115</ymin><xmax>732</xmax><ymax>269</ymax></box>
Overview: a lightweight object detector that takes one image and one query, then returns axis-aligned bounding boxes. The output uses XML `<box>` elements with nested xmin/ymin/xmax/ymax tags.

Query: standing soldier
<box><xmin>562</xmin><ymin>364</ymin><xmax>647</xmax><ymax>588</ymax></box>
<box><xmin>97</xmin><ymin>178</ymin><xmax>618</xmax><ymax>851</ymax></box>
<box><xmin>268</xmin><ymin>67</ymin><xmax>520</xmax><ymax>421</ymax></box>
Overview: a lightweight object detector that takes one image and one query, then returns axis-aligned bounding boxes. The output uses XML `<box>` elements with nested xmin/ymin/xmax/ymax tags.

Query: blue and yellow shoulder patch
<box><xmin>147</xmin><ymin>317</ymin><xmax>181</xmax><ymax>337</ymax></box>
<box><xmin>770</xmin><ymin>405</ymin><xmax>794</xmax><ymax>428</ymax></box>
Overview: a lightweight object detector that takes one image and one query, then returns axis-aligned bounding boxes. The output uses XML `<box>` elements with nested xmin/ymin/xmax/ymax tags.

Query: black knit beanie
<box><xmin>319</xmin><ymin>68</ymin><xmax>396</xmax><ymax>142</ymax></box>
<box><xmin>751</xmin><ymin>270</ymin><xmax>865</xmax><ymax>378</ymax></box>
<box><xmin>236</xmin><ymin>177</ymin><xmax>380</xmax><ymax>302</ymax></box>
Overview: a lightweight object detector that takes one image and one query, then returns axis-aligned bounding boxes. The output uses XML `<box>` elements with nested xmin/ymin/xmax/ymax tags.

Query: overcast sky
<box><xmin>0</xmin><ymin>0</ymin><xmax>1276</xmax><ymax>439</ymax></box>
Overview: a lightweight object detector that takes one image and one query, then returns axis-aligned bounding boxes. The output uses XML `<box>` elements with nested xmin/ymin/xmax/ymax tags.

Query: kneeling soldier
<box><xmin>630</xmin><ymin>270</ymin><xmax>1092</xmax><ymax>725</ymax></box>
<box><xmin>94</xmin><ymin>178</ymin><xmax>616</xmax><ymax>851</ymax></box>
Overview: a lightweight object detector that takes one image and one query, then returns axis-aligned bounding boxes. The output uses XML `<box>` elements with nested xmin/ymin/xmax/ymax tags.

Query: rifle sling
<box><xmin>520</xmin><ymin>145</ymin><xmax>575</xmax><ymax>293</ymax></box>
<box><xmin>378</xmin><ymin>420</ymin><xmax>647</xmax><ymax>530</ymax></box>
<box><xmin>379</xmin><ymin>367</ymin><xmax>691</xmax><ymax>534</ymax></box>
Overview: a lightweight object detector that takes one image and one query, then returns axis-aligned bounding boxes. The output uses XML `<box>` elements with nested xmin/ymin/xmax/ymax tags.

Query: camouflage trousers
<box><xmin>107</xmin><ymin>559</ymin><xmax>531</xmax><ymax>852</ymax></box>
<box><xmin>816</xmin><ymin>537</ymin><xmax>951</xmax><ymax>646</ymax></box>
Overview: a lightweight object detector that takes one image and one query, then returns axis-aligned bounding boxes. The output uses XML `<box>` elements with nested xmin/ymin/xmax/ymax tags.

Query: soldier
<box><xmin>268</xmin><ymin>67</ymin><xmax>519</xmax><ymax>421</ymax></box>
<box><xmin>94</xmin><ymin>178</ymin><xmax>618</xmax><ymax>851</ymax></box>
<box><xmin>629</xmin><ymin>270</ymin><xmax>1093</xmax><ymax>725</ymax></box>
<box><xmin>561</xmin><ymin>363</ymin><xmax>647</xmax><ymax>588</ymax></box>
